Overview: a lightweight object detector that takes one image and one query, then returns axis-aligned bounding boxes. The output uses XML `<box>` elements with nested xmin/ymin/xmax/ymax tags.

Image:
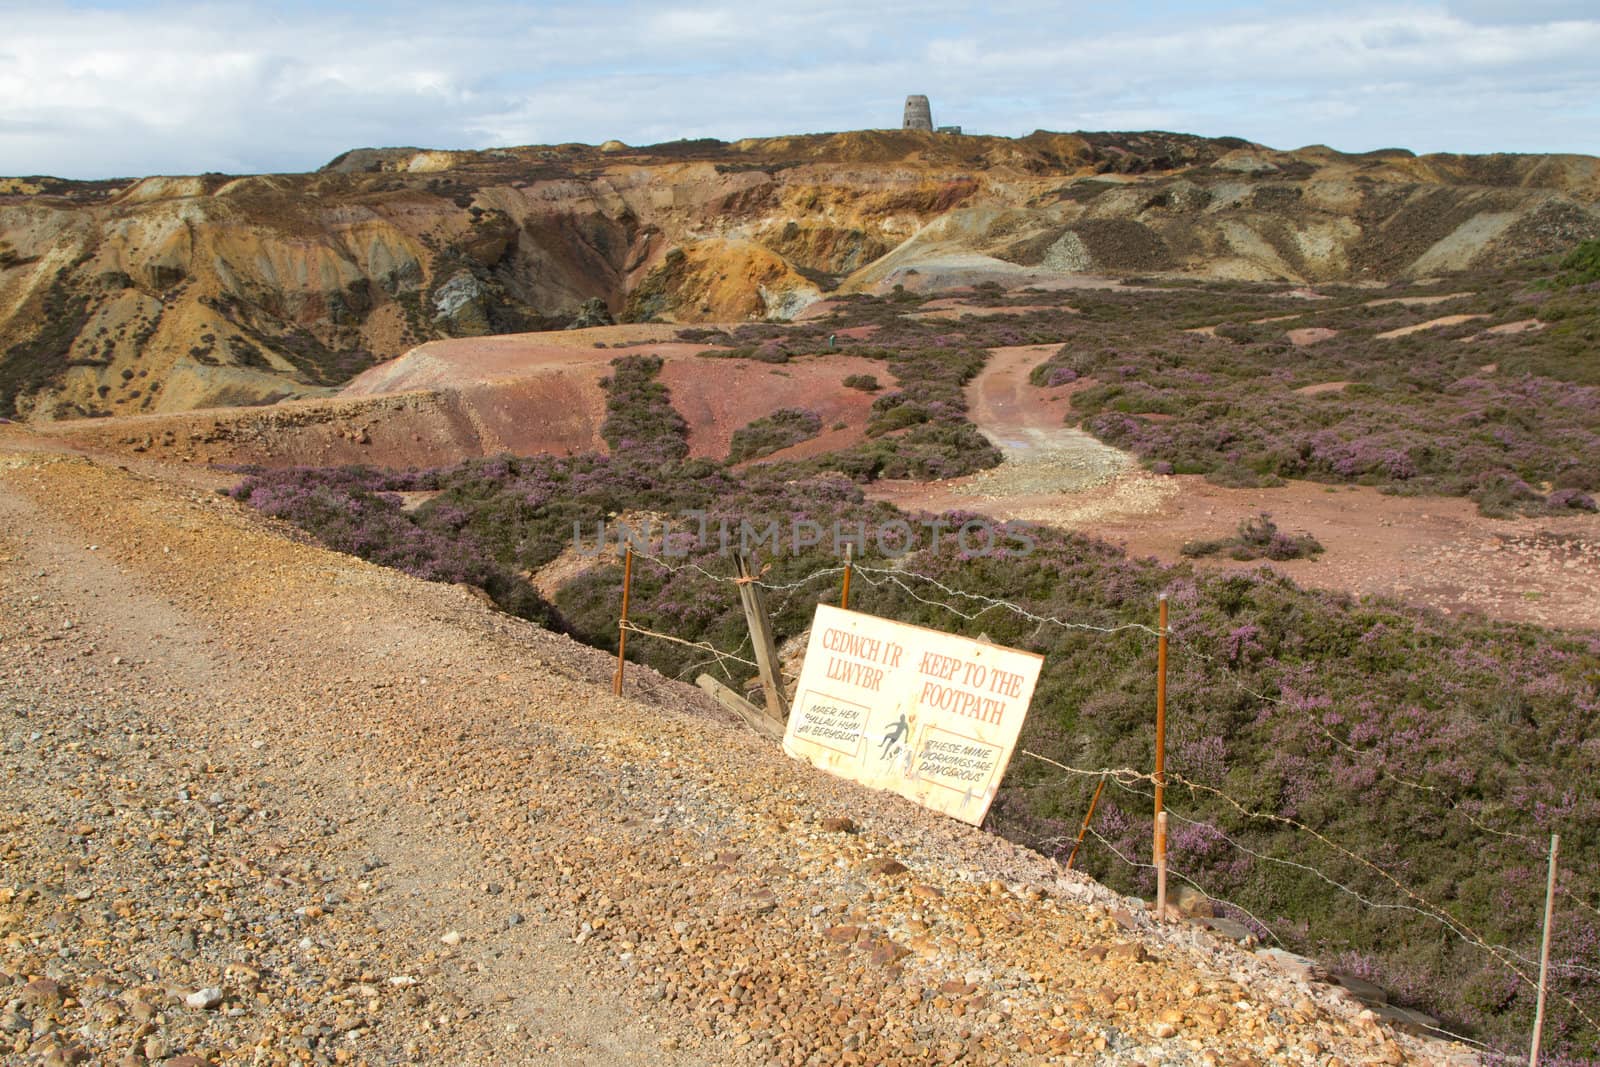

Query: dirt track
<box><xmin>958</xmin><ymin>345</ymin><xmax>1136</xmax><ymax>496</ymax></box>
<box><xmin>876</xmin><ymin>346</ymin><xmax>1600</xmax><ymax>630</ymax></box>
<box><xmin>0</xmin><ymin>434</ymin><xmax>1475</xmax><ymax>1065</ymax></box>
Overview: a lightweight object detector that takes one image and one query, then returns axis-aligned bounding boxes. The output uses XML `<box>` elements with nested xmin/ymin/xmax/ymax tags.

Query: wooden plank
<box><xmin>736</xmin><ymin>553</ymin><xmax>789</xmax><ymax>727</ymax></box>
<box><xmin>696</xmin><ymin>674</ymin><xmax>784</xmax><ymax>742</ymax></box>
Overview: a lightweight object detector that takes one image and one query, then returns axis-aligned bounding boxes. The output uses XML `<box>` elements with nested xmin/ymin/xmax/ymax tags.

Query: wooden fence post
<box><xmin>697</xmin><ymin>674</ymin><xmax>785</xmax><ymax>742</ymax></box>
<box><xmin>612</xmin><ymin>547</ymin><xmax>633</xmax><ymax>696</ymax></box>
<box><xmin>1065</xmin><ymin>774</ymin><xmax>1108</xmax><ymax>871</ymax></box>
<box><xmin>1154</xmin><ymin>593</ymin><xmax>1169</xmax><ymax>911</ymax></box>
<box><xmin>1530</xmin><ymin>832</ymin><xmax>1561</xmax><ymax>1066</ymax></box>
<box><xmin>841</xmin><ymin>542</ymin><xmax>853</xmax><ymax>610</ymax></box>
<box><xmin>736</xmin><ymin>553</ymin><xmax>789</xmax><ymax>727</ymax></box>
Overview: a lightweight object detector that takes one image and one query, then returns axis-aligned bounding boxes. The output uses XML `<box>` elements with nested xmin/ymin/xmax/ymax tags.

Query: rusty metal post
<box><xmin>612</xmin><ymin>547</ymin><xmax>634</xmax><ymax>696</ymax></box>
<box><xmin>1154</xmin><ymin>593</ymin><xmax>1169</xmax><ymax>870</ymax></box>
<box><xmin>841</xmin><ymin>542</ymin><xmax>853</xmax><ymax>610</ymax></box>
<box><xmin>1155</xmin><ymin>811</ymin><xmax>1170</xmax><ymax>920</ymax></box>
<box><xmin>1064</xmin><ymin>774</ymin><xmax>1108</xmax><ymax>871</ymax></box>
<box><xmin>1531</xmin><ymin>833</ymin><xmax>1561</xmax><ymax>1066</ymax></box>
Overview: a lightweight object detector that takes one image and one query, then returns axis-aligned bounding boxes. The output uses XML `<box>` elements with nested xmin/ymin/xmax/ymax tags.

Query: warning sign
<box><xmin>783</xmin><ymin>604</ymin><xmax>1043</xmax><ymax>825</ymax></box>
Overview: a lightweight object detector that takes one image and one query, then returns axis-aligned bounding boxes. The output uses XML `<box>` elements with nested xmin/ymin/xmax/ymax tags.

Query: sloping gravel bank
<box><xmin>0</xmin><ymin>444</ymin><xmax>1476</xmax><ymax>1066</ymax></box>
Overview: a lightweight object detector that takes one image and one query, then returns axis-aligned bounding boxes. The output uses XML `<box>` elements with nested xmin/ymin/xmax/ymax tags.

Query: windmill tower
<box><xmin>902</xmin><ymin>95</ymin><xmax>933</xmax><ymax>131</ymax></box>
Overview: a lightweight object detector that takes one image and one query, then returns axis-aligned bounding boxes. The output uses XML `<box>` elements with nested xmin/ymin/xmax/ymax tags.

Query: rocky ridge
<box><xmin>3</xmin><ymin>130</ymin><xmax>1598</xmax><ymax>419</ymax></box>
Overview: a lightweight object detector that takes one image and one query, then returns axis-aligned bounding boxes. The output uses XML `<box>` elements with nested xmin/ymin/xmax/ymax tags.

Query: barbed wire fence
<box><xmin>621</xmin><ymin>546</ymin><xmax>1600</xmax><ymax>890</ymax></box>
<box><xmin>622</xmin><ymin>544</ymin><xmax>1600</xmax><ymax>895</ymax></box>
<box><xmin>597</xmin><ymin>543</ymin><xmax>1597</xmax><ymax>1060</ymax></box>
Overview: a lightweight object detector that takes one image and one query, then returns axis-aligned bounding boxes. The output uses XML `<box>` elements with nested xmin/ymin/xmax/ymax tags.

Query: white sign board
<box><xmin>783</xmin><ymin>604</ymin><xmax>1044</xmax><ymax>825</ymax></box>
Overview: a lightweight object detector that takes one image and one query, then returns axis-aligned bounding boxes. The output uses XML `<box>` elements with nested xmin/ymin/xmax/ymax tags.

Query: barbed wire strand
<box><xmin>1021</xmin><ymin>753</ymin><xmax>1523</xmax><ymax>951</ymax></box>
<box><xmin>1164</xmin><ymin>631</ymin><xmax>1545</xmax><ymax>847</ymax></box>
<box><xmin>850</xmin><ymin>564</ymin><xmax>1161</xmax><ymax>637</ymax></box>
<box><xmin>629</xmin><ymin>544</ymin><xmax>1157</xmax><ymax>638</ymax></box>
<box><xmin>1082</xmin><ymin>814</ymin><xmax>1501</xmax><ymax>1055</ymax></box>
<box><xmin>1558</xmin><ymin>886</ymin><xmax>1600</xmax><ymax>922</ymax></box>
<box><xmin>629</xmin><ymin>545</ymin><xmax>849</xmax><ymax>593</ymax></box>
<box><xmin>1165</xmin><ymin>766</ymin><xmax>1600</xmax><ymax>1032</ymax></box>
<box><xmin>619</xmin><ymin>621</ymin><xmax>759</xmax><ymax>672</ymax></box>
<box><xmin>1077</xmin><ymin>824</ymin><xmax>1282</xmax><ymax>948</ymax></box>
<box><xmin>1060</xmin><ymin>827</ymin><xmax>1516</xmax><ymax>1054</ymax></box>
<box><xmin>1023</xmin><ymin>818</ymin><xmax>1283</xmax><ymax>948</ymax></box>
<box><xmin>670</xmin><ymin>628</ymin><xmax>755</xmax><ymax>684</ymax></box>
<box><xmin>1015</xmin><ymin>750</ymin><xmax>1600</xmax><ymax>1032</ymax></box>
<box><xmin>1092</xmin><ymin>771</ymin><xmax>1600</xmax><ymax>983</ymax></box>
<box><xmin>1164</xmin><ymin>627</ymin><xmax>1600</xmax><ymax>916</ymax></box>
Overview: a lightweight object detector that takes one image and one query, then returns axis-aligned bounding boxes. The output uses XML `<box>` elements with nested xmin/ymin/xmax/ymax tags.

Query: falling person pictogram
<box><xmin>879</xmin><ymin>711</ymin><xmax>909</xmax><ymax>761</ymax></box>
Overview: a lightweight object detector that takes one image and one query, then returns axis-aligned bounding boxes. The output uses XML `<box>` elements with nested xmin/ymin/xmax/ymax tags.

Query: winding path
<box><xmin>961</xmin><ymin>345</ymin><xmax>1134</xmax><ymax>493</ymax></box>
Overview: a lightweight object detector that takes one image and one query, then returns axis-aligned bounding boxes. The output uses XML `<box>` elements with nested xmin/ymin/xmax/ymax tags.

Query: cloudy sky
<box><xmin>2</xmin><ymin>0</ymin><xmax>1597</xmax><ymax>178</ymax></box>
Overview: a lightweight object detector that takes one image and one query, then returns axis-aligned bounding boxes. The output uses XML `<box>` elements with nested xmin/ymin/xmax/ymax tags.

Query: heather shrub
<box><xmin>1552</xmin><ymin>238</ymin><xmax>1600</xmax><ymax>288</ymax></box>
<box><xmin>1020</xmin><ymin>269</ymin><xmax>1600</xmax><ymax>514</ymax></box>
<box><xmin>1547</xmin><ymin>487</ymin><xmax>1598</xmax><ymax>511</ymax></box>
<box><xmin>599</xmin><ymin>354</ymin><xmax>689</xmax><ymax>466</ymax></box>
<box><xmin>727</xmin><ymin>408</ymin><xmax>822</xmax><ymax>463</ymax></box>
<box><xmin>675</xmin><ymin>327</ymin><xmax>729</xmax><ymax>344</ymax></box>
<box><xmin>842</xmin><ymin>373</ymin><xmax>881</xmax><ymax>392</ymax></box>
<box><xmin>1181</xmin><ymin>513</ymin><xmax>1324</xmax><ymax>561</ymax></box>
<box><xmin>231</xmin><ymin>466</ymin><xmax>555</xmax><ymax>627</ymax></box>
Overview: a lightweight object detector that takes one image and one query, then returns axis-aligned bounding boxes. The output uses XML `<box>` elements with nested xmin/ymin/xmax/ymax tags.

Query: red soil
<box><xmin>658</xmin><ymin>355</ymin><xmax>888</xmax><ymax>459</ymax></box>
<box><xmin>30</xmin><ymin>323</ymin><xmax>893</xmax><ymax>467</ymax></box>
<box><xmin>1094</xmin><ymin>480</ymin><xmax>1600</xmax><ymax>631</ymax></box>
<box><xmin>874</xmin><ymin>340</ymin><xmax>1600</xmax><ymax>631</ymax></box>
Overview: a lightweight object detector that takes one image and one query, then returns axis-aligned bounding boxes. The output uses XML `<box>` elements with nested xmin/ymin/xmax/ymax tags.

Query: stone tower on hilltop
<box><xmin>902</xmin><ymin>95</ymin><xmax>933</xmax><ymax>131</ymax></box>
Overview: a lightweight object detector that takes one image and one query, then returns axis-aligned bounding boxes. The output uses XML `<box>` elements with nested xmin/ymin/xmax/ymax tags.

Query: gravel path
<box><xmin>0</xmin><ymin>444</ymin><xmax>1479</xmax><ymax>1066</ymax></box>
<box><xmin>869</xmin><ymin>345</ymin><xmax>1178</xmax><ymax>527</ymax></box>
<box><xmin>957</xmin><ymin>346</ymin><xmax>1134</xmax><ymax>499</ymax></box>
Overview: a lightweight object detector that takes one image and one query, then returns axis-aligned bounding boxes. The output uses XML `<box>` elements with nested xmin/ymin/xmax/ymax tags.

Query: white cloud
<box><xmin>0</xmin><ymin>1</ymin><xmax>1595</xmax><ymax>177</ymax></box>
<box><xmin>645</xmin><ymin>9</ymin><xmax>740</xmax><ymax>43</ymax></box>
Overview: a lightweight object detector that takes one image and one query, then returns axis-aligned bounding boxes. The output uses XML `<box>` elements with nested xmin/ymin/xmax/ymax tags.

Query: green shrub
<box><xmin>1554</xmin><ymin>238</ymin><xmax>1600</xmax><ymax>287</ymax></box>
<box><xmin>1182</xmin><ymin>513</ymin><xmax>1324</xmax><ymax>561</ymax></box>
<box><xmin>727</xmin><ymin>408</ymin><xmax>823</xmax><ymax>463</ymax></box>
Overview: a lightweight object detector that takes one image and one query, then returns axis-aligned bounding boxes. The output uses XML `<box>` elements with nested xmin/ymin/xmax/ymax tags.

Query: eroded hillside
<box><xmin>3</xmin><ymin>130</ymin><xmax>1599</xmax><ymax>419</ymax></box>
